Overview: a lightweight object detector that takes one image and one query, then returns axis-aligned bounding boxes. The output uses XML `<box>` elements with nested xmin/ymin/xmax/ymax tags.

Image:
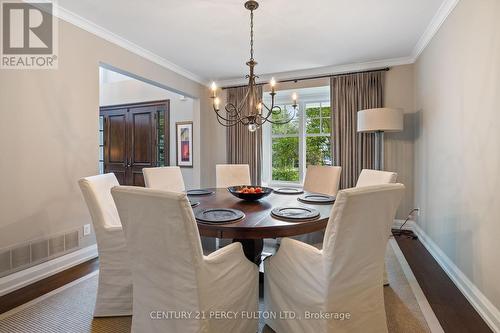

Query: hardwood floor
<box><xmin>0</xmin><ymin>258</ymin><xmax>99</xmax><ymax>314</ymax></box>
<box><xmin>394</xmin><ymin>233</ymin><xmax>492</xmax><ymax>333</ymax></box>
<box><xmin>0</xmin><ymin>237</ymin><xmax>494</xmax><ymax>333</ymax></box>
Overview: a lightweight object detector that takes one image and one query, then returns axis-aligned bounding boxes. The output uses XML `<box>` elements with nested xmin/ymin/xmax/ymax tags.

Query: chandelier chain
<box><xmin>250</xmin><ymin>9</ymin><xmax>254</xmax><ymax>60</ymax></box>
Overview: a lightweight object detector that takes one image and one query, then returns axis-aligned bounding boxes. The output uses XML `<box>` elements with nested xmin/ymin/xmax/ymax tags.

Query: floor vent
<box><xmin>0</xmin><ymin>229</ymin><xmax>81</xmax><ymax>278</ymax></box>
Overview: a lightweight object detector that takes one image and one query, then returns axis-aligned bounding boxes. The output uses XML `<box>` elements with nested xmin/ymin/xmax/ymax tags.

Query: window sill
<box><xmin>263</xmin><ymin>181</ymin><xmax>303</xmax><ymax>188</ymax></box>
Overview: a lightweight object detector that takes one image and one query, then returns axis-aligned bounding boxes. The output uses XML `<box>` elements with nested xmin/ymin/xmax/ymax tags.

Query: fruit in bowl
<box><xmin>228</xmin><ymin>185</ymin><xmax>273</xmax><ymax>201</ymax></box>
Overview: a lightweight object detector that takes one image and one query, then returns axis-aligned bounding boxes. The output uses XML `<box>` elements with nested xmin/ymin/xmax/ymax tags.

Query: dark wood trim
<box><xmin>175</xmin><ymin>121</ymin><xmax>194</xmax><ymax>168</ymax></box>
<box><xmin>100</xmin><ymin>99</ymin><xmax>171</xmax><ymax>110</ymax></box>
<box><xmin>394</xmin><ymin>234</ymin><xmax>493</xmax><ymax>333</ymax></box>
<box><xmin>0</xmin><ymin>258</ymin><xmax>99</xmax><ymax>314</ymax></box>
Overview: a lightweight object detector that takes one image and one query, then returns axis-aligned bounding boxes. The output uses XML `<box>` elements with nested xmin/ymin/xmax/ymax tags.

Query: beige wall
<box><xmin>384</xmin><ymin>64</ymin><xmax>416</xmax><ymax>218</ymax></box>
<box><xmin>99</xmin><ymin>70</ymin><xmax>201</xmax><ymax>189</ymax></box>
<box><xmin>0</xmin><ymin>18</ymin><xmax>208</xmax><ymax>250</ymax></box>
<box><xmin>415</xmin><ymin>0</ymin><xmax>500</xmax><ymax>315</ymax></box>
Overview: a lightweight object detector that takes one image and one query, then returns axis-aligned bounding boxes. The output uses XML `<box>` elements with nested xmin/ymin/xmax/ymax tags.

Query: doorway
<box><xmin>99</xmin><ymin>100</ymin><xmax>170</xmax><ymax>186</ymax></box>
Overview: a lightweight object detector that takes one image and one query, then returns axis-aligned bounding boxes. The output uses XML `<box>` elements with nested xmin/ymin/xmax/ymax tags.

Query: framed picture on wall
<box><xmin>176</xmin><ymin>121</ymin><xmax>193</xmax><ymax>167</ymax></box>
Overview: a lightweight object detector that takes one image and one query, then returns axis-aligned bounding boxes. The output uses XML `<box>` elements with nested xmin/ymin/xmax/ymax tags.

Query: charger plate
<box><xmin>195</xmin><ymin>208</ymin><xmax>245</xmax><ymax>224</ymax></box>
<box><xmin>297</xmin><ymin>193</ymin><xmax>336</xmax><ymax>204</ymax></box>
<box><xmin>187</xmin><ymin>189</ymin><xmax>215</xmax><ymax>196</ymax></box>
<box><xmin>273</xmin><ymin>187</ymin><xmax>304</xmax><ymax>195</ymax></box>
<box><xmin>271</xmin><ymin>206</ymin><xmax>320</xmax><ymax>222</ymax></box>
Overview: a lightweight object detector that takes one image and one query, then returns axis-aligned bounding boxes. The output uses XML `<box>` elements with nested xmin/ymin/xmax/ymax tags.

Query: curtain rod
<box><xmin>221</xmin><ymin>67</ymin><xmax>390</xmax><ymax>90</ymax></box>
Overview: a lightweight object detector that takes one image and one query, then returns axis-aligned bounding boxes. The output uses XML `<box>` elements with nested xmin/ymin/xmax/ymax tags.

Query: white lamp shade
<box><xmin>357</xmin><ymin>108</ymin><xmax>404</xmax><ymax>133</ymax></box>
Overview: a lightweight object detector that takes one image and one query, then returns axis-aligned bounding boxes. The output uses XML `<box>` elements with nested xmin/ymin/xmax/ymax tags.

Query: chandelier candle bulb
<box><xmin>214</xmin><ymin>97</ymin><xmax>220</xmax><ymax>110</ymax></box>
<box><xmin>270</xmin><ymin>77</ymin><xmax>276</xmax><ymax>92</ymax></box>
<box><xmin>211</xmin><ymin>82</ymin><xmax>217</xmax><ymax>98</ymax></box>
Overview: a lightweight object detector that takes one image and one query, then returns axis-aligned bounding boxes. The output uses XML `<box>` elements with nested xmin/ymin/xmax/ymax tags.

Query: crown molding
<box><xmin>50</xmin><ymin>3</ymin><xmax>206</xmax><ymax>84</ymax></box>
<box><xmin>215</xmin><ymin>0</ymin><xmax>460</xmax><ymax>88</ymax></box>
<box><xmin>37</xmin><ymin>0</ymin><xmax>457</xmax><ymax>88</ymax></box>
<box><xmin>216</xmin><ymin>56</ymin><xmax>414</xmax><ymax>87</ymax></box>
<box><xmin>411</xmin><ymin>0</ymin><xmax>460</xmax><ymax>60</ymax></box>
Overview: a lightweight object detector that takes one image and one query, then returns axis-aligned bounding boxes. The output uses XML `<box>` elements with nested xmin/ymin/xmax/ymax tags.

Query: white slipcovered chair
<box><xmin>265</xmin><ymin>184</ymin><xmax>404</xmax><ymax>333</ymax></box>
<box><xmin>111</xmin><ymin>186</ymin><xmax>259</xmax><ymax>333</ymax></box>
<box><xmin>143</xmin><ymin>166</ymin><xmax>185</xmax><ymax>192</ymax></box>
<box><xmin>216</xmin><ymin>164</ymin><xmax>251</xmax><ymax>188</ymax></box>
<box><xmin>356</xmin><ymin>169</ymin><xmax>397</xmax><ymax>187</ymax></box>
<box><xmin>356</xmin><ymin>168</ymin><xmax>398</xmax><ymax>285</ymax></box>
<box><xmin>303</xmin><ymin>165</ymin><xmax>342</xmax><ymax>196</ymax></box>
<box><xmin>293</xmin><ymin>165</ymin><xmax>342</xmax><ymax>245</ymax></box>
<box><xmin>78</xmin><ymin>173</ymin><xmax>132</xmax><ymax>317</ymax></box>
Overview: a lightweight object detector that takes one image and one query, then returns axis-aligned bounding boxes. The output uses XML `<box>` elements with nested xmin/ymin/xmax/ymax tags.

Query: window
<box><xmin>271</xmin><ymin>105</ymin><xmax>300</xmax><ymax>182</ymax></box>
<box><xmin>263</xmin><ymin>86</ymin><xmax>332</xmax><ymax>184</ymax></box>
<box><xmin>305</xmin><ymin>102</ymin><xmax>332</xmax><ymax>167</ymax></box>
<box><xmin>98</xmin><ymin>115</ymin><xmax>104</xmax><ymax>174</ymax></box>
<box><xmin>157</xmin><ymin>110</ymin><xmax>166</xmax><ymax>167</ymax></box>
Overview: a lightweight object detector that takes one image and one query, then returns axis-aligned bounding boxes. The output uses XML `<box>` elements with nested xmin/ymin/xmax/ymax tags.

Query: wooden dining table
<box><xmin>190</xmin><ymin>188</ymin><xmax>334</xmax><ymax>265</ymax></box>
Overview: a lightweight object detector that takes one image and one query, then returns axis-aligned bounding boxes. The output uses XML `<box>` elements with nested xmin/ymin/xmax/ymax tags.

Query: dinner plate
<box><xmin>273</xmin><ymin>187</ymin><xmax>304</xmax><ymax>195</ymax></box>
<box><xmin>195</xmin><ymin>208</ymin><xmax>245</xmax><ymax>224</ymax></box>
<box><xmin>297</xmin><ymin>193</ymin><xmax>336</xmax><ymax>204</ymax></box>
<box><xmin>271</xmin><ymin>206</ymin><xmax>320</xmax><ymax>221</ymax></box>
<box><xmin>187</xmin><ymin>189</ymin><xmax>214</xmax><ymax>196</ymax></box>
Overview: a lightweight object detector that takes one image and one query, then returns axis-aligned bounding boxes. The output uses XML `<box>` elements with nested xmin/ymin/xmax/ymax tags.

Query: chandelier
<box><xmin>210</xmin><ymin>0</ymin><xmax>298</xmax><ymax>132</ymax></box>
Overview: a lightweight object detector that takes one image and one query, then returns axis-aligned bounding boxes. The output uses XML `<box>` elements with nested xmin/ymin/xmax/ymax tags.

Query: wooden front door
<box><xmin>100</xmin><ymin>100</ymin><xmax>169</xmax><ymax>186</ymax></box>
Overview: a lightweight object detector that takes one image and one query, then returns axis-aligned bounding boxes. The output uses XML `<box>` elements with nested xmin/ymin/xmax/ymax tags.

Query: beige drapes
<box><xmin>226</xmin><ymin>86</ymin><xmax>263</xmax><ymax>185</ymax></box>
<box><xmin>331</xmin><ymin>71</ymin><xmax>384</xmax><ymax>189</ymax></box>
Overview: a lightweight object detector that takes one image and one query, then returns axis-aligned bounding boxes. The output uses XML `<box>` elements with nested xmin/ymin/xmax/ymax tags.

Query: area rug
<box><xmin>0</xmin><ymin>239</ymin><xmax>442</xmax><ymax>333</ymax></box>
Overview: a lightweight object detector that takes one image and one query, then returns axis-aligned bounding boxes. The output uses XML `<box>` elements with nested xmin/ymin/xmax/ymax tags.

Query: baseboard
<box><xmin>406</xmin><ymin>223</ymin><xmax>500</xmax><ymax>332</ymax></box>
<box><xmin>392</xmin><ymin>219</ymin><xmax>416</xmax><ymax>231</ymax></box>
<box><xmin>0</xmin><ymin>244</ymin><xmax>98</xmax><ymax>297</ymax></box>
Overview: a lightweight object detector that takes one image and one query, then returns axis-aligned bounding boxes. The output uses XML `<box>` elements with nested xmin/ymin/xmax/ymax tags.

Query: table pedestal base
<box><xmin>233</xmin><ymin>239</ymin><xmax>264</xmax><ymax>266</ymax></box>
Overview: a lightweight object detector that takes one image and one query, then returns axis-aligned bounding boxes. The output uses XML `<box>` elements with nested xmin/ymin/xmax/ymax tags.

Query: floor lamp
<box><xmin>357</xmin><ymin>108</ymin><xmax>404</xmax><ymax>170</ymax></box>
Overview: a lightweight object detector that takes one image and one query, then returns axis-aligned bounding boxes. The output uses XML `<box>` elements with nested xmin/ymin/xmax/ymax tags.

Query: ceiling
<box><xmin>58</xmin><ymin>0</ymin><xmax>448</xmax><ymax>84</ymax></box>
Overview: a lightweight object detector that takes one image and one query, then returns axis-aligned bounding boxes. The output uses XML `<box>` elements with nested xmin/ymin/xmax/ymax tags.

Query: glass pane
<box><xmin>271</xmin><ymin>105</ymin><xmax>299</xmax><ymax>135</ymax></box>
<box><xmin>99</xmin><ymin>116</ymin><xmax>104</xmax><ymax>131</ymax></box>
<box><xmin>306</xmin><ymin>117</ymin><xmax>321</xmax><ymax>134</ymax></box>
<box><xmin>321</xmin><ymin>118</ymin><xmax>331</xmax><ymax>134</ymax></box>
<box><xmin>272</xmin><ymin>137</ymin><xmax>299</xmax><ymax>182</ymax></box>
<box><xmin>306</xmin><ymin>136</ymin><xmax>332</xmax><ymax>166</ymax></box>
<box><xmin>305</xmin><ymin>103</ymin><xmax>321</xmax><ymax>118</ymax></box>
<box><xmin>99</xmin><ymin>162</ymin><xmax>104</xmax><ymax>174</ymax></box>
<box><xmin>99</xmin><ymin>131</ymin><xmax>104</xmax><ymax>145</ymax></box>
<box><xmin>157</xmin><ymin>110</ymin><xmax>165</xmax><ymax>166</ymax></box>
<box><xmin>321</xmin><ymin>105</ymin><xmax>331</xmax><ymax>117</ymax></box>
<box><xmin>99</xmin><ymin>146</ymin><xmax>103</xmax><ymax>161</ymax></box>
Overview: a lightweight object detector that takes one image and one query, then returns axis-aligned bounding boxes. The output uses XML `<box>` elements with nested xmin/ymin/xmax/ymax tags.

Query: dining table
<box><xmin>190</xmin><ymin>188</ymin><xmax>334</xmax><ymax>265</ymax></box>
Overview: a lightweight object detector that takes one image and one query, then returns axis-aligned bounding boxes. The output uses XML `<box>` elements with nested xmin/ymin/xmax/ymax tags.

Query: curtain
<box><xmin>226</xmin><ymin>85</ymin><xmax>263</xmax><ymax>185</ymax></box>
<box><xmin>330</xmin><ymin>71</ymin><xmax>384</xmax><ymax>189</ymax></box>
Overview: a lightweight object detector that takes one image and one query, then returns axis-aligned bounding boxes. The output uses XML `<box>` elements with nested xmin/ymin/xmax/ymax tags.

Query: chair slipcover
<box><xmin>295</xmin><ymin>165</ymin><xmax>342</xmax><ymax>245</ymax></box>
<box><xmin>143</xmin><ymin>166</ymin><xmax>185</xmax><ymax>192</ymax></box>
<box><xmin>356</xmin><ymin>169</ymin><xmax>398</xmax><ymax>285</ymax></box>
<box><xmin>356</xmin><ymin>169</ymin><xmax>397</xmax><ymax>187</ymax></box>
<box><xmin>111</xmin><ymin>186</ymin><xmax>259</xmax><ymax>333</ymax></box>
<box><xmin>216</xmin><ymin>164</ymin><xmax>251</xmax><ymax>188</ymax></box>
<box><xmin>303</xmin><ymin>165</ymin><xmax>342</xmax><ymax>196</ymax></box>
<box><xmin>78</xmin><ymin>173</ymin><xmax>132</xmax><ymax>317</ymax></box>
<box><xmin>265</xmin><ymin>184</ymin><xmax>404</xmax><ymax>333</ymax></box>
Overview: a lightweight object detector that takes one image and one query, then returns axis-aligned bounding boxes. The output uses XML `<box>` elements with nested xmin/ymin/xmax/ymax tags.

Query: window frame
<box><xmin>263</xmin><ymin>98</ymin><xmax>332</xmax><ymax>186</ymax></box>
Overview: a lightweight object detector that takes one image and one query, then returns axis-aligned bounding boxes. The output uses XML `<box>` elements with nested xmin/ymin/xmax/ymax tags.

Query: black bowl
<box><xmin>227</xmin><ymin>185</ymin><xmax>273</xmax><ymax>201</ymax></box>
